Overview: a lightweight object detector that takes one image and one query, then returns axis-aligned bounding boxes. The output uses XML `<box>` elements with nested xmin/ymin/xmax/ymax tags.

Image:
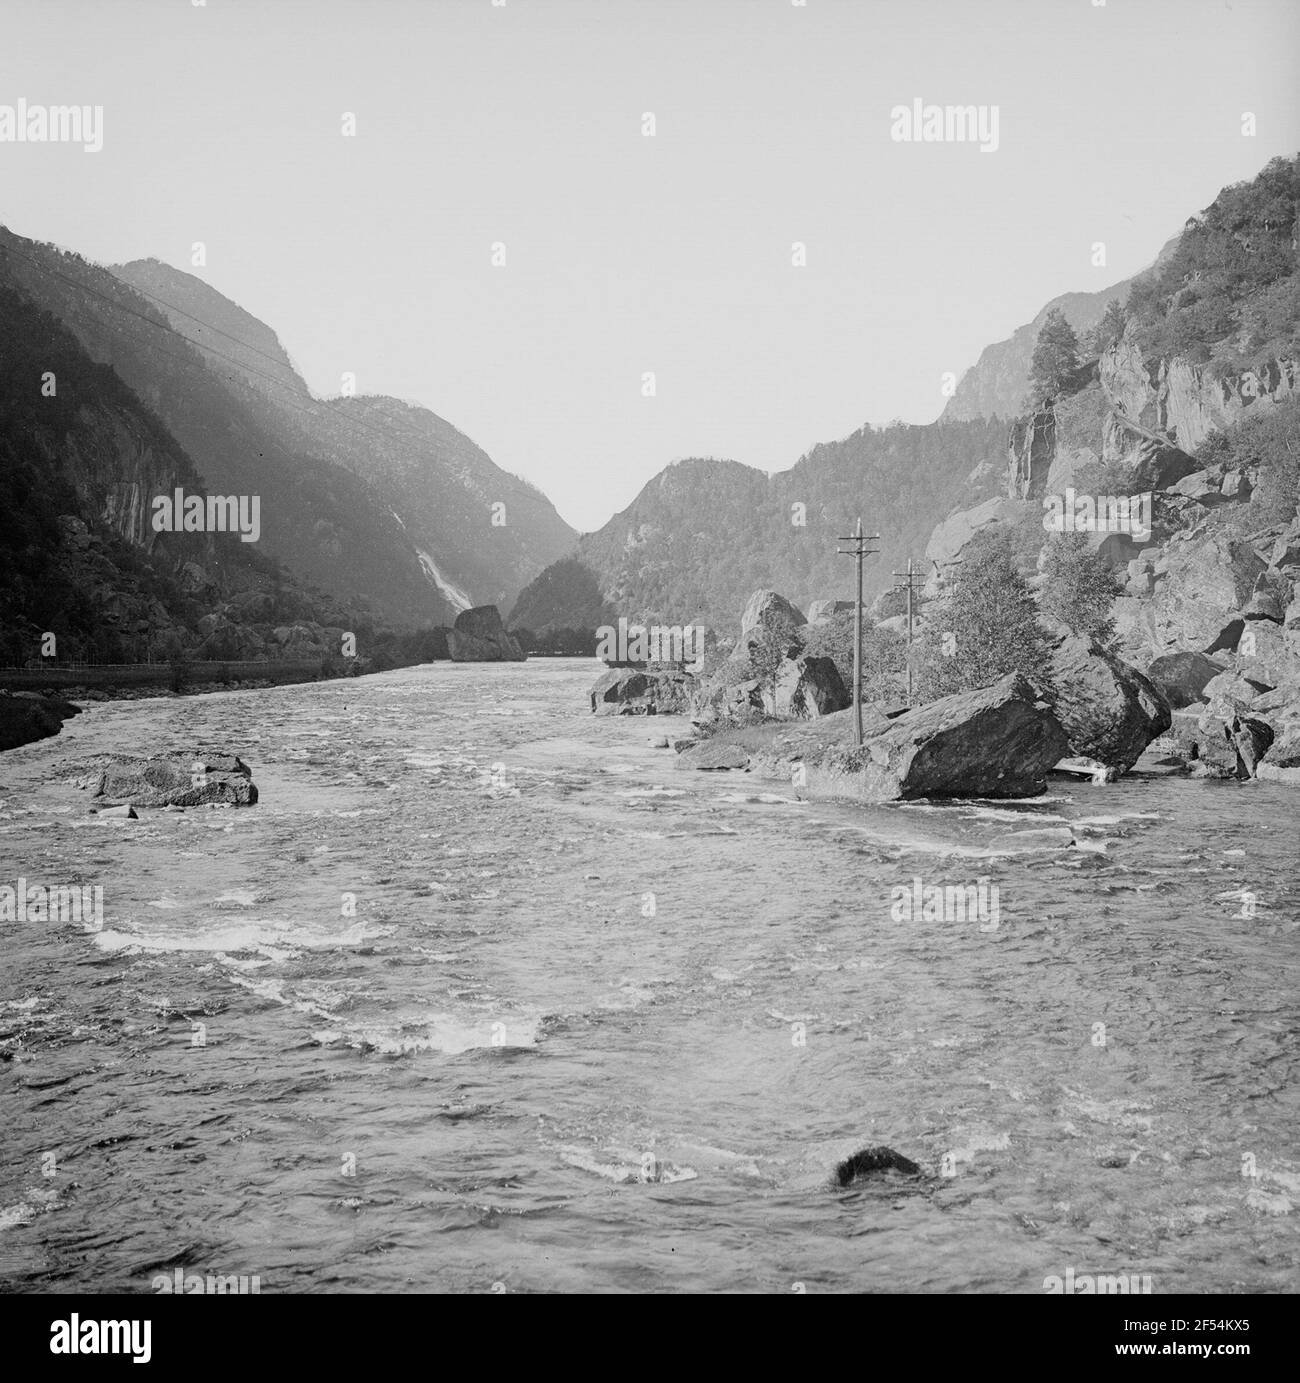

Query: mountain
<box><xmin>110</xmin><ymin>259</ymin><xmax>577</xmax><ymax>611</ymax></box>
<box><xmin>513</xmin><ymin>419</ymin><xmax>1009</xmax><ymax>636</ymax></box>
<box><xmin>941</xmin><ymin>237</ymin><xmax>1181</xmax><ymax>423</ymax></box>
<box><xmin>516</xmin><ymin>159</ymin><xmax>1298</xmax><ymax>646</ymax></box>
<box><xmin>508</xmin><ymin>556</ymin><xmax>615</xmax><ymax>634</ymax></box>
<box><xmin>925</xmin><ymin>154</ymin><xmax>1300</xmax><ymax>688</ymax></box>
<box><xmin>0</xmin><ymin>283</ymin><xmax>350</xmax><ymax>665</ymax></box>
<box><xmin>0</xmin><ymin>228</ymin><xmax>450</xmax><ymax>628</ymax></box>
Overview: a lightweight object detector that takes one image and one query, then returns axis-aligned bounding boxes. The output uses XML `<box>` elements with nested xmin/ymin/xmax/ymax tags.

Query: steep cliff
<box><xmin>0</xmin><ymin>229</ymin><xmax>452</xmax><ymax>628</ymax></box>
<box><xmin>110</xmin><ymin>260</ymin><xmax>577</xmax><ymax>611</ymax></box>
<box><xmin>0</xmin><ymin>286</ymin><xmax>345</xmax><ymax>664</ymax></box>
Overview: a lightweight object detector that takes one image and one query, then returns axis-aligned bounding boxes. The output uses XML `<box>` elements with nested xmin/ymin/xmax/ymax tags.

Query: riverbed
<box><xmin>1</xmin><ymin>659</ymin><xmax>1297</xmax><ymax>1292</ymax></box>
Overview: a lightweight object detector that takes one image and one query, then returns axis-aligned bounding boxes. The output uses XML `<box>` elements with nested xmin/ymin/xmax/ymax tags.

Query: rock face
<box><xmin>448</xmin><ymin>606</ymin><xmax>526</xmax><ymax>662</ymax></box>
<box><xmin>923</xmin><ymin>497</ymin><xmax>1027</xmax><ymax>595</ymax></box>
<box><xmin>1145</xmin><ymin>651</ymin><xmax>1228</xmax><ymax>709</ymax></box>
<box><xmin>772</xmin><ymin>655</ymin><xmax>849</xmax><ymax>719</ymax></box>
<box><xmin>729</xmin><ymin>590</ymin><xmax>806</xmax><ymax>662</ymax></box>
<box><xmin>1100</xmin><ymin>342</ymin><xmax>1299</xmax><ymax>456</ymax></box>
<box><xmin>0</xmin><ymin>693</ymin><xmax>83</xmax><ymax>752</ymax></box>
<box><xmin>1116</xmin><ymin>528</ymin><xmax>1268</xmax><ymax>662</ymax></box>
<box><xmin>690</xmin><ymin>673</ymin><xmax>1068</xmax><ymax>802</ymax></box>
<box><xmin>590</xmin><ymin>668</ymin><xmax>692</xmax><ymax>716</ymax></box>
<box><xmin>94</xmin><ymin>751</ymin><xmax>258</xmax><ymax>807</ymax></box>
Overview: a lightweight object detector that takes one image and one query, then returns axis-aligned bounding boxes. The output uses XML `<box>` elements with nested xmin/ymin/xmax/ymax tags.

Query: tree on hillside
<box><xmin>1029</xmin><ymin>307</ymin><xmax>1081</xmax><ymax>404</ymax></box>
<box><xmin>1038</xmin><ymin>532</ymin><xmax>1124</xmax><ymax>645</ymax></box>
<box><xmin>1080</xmin><ymin>299</ymin><xmax>1128</xmax><ymax>358</ymax></box>
<box><xmin>748</xmin><ymin>612</ymin><xmax>802</xmax><ymax>711</ymax></box>
<box><xmin>801</xmin><ymin>610</ymin><xmax>906</xmax><ymax>701</ymax></box>
<box><xmin>914</xmin><ymin>527</ymin><xmax>1054</xmax><ymax>700</ymax></box>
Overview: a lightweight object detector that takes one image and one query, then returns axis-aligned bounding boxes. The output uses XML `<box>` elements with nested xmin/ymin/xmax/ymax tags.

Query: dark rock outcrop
<box><xmin>448</xmin><ymin>606</ymin><xmax>526</xmax><ymax>662</ymax></box>
<box><xmin>94</xmin><ymin>751</ymin><xmax>258</xmax><ymax>807</ymax></box>
<box><xmin>590</xmin><ymin>668</ymin><xmax>692</xmax><ymax>716</ymax></box>
<box><xmin>1230</xmin><ymin>716</ymin><xmax>1274</xmax><ymax>778</ymax></box>
<box><xmin>1145</xmin><ymin>651</ymin><xmax>1228</xmax><ymax>709</ymax></box>
<box><xmin>0</xmin><ymin>693</ymin><xmax>82</xmax><ymax>752</ymax></box>
<box><xmin>772</xmin><ymin>654</ymin><xmax>849</xmax><ymax>719</ymax></box>
<box><xmin>834</xmin><ymin>1146</ymin><xmax>924</xmax><ymax>1185</ymax></box>
<box><xmin>681</xmin><ymin>673</ymin><xmax>1069</xmax><ymax>802</ymax></box>
<box><xmin>1041</xmin><ymin>622</ymin><xmax>1171</xmax><ymax>773</ymax></box>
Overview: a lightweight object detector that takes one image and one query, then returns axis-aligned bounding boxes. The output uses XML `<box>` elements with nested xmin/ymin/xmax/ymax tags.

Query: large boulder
<box><xmin>448</xmin><ymin>605</ymin><xmax>525</xmax><ymax>662</ymax></box>
<box><xmin>674</xmin><ymin>741</ymin><xmax>753</xmax><ymax>771</ymax></box>
<box><xmin>923</xmin><ymin>497</ymin><xmax>1027</xmax><ymax>596</ymax></box>
<box><xmin>690</xmin><ymin>673</ymin><xmax>1069</xmax><ymax>803</ymax></box>
<box><xmin>1145</xmin><ymin>529</ymin><xmax>1268</xmax><ymax>656</ymax></box>
<box><xmin>0</xmin><ymin>693</ymin><xmax>82</xmax><ymax>752</ymax></box>
<box><xmin>94</xmin><ymin>751</ymin><xmax>258</xmax><ymax>807</ymax></box>
<box><xmin>1231</xmin><ymin>717</ymin><xmax>1275</xmax><ymax>777</ymax></box>
<box><xmin>689</xmin><ymin>673</ymin><xmax>765</xmax><ymax>722</ymax></box>
<box><xmin>590</xmin><ymin>668</ymin><xmax>692</xmax><ymax>716</ymax></box>
<box><xmin>771</xmin><ymin>654</ymin><xmax>849</xmax><ymax>719</ymax></box>
<box><xmin>729</xmin><ymin>590</ymin><xmax>806</xmax><ymax>663</ymax></box>
<box><xmin>1232</xmin><ymin>621</ymin><xmax>1299</xmax><ymax>687</ymax></box>
<box><xmin>1200</xmin><ymin>670</ymin><xmax>1274</xmax><ymax>719</ymax></box>
<box><xmin>1043</xmin><ymin>623</ymin><xmax>1170</xmax><ymax>772</ymax></box>
<box><xmin>1144</xmin><ymin>651</ymin><xmax>1227</xmax><ymax>710</ymax></box>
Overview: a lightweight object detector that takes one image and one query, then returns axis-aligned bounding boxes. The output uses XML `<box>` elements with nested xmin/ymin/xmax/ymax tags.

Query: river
<box><xmin>1</xmin><ymin>658</ymin><xmax>1297</xmax><ymax>1293</ymax></box>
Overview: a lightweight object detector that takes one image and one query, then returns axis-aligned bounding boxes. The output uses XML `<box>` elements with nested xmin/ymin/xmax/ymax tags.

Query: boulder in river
<box><xmin>0</xmin><ymin>692</ymin><xmax>82</xmax><ymax>752</ymax></box>
<box><xmin>681</xmin><ymin>672</ymin><xmax>1069</xmax><ymax>802</ymax></box>
<box><xmin>673</xmin><ymin>740</ymin><xmax>753</xmax><ymax>771</ymax></box>
<box><xmin>590</xmin><ymin>668</ymin><xmax>692</xmax><ymax>715</ymax></box>
<box><xmin>834</xmin><ymin>1147</ymin><xmax>924</xmax><ymax>1185</ymax></box>
<box><xmin>1042</xmin><ymin>621</ymin><xmax>1171</xmax><ymax>773</ymax></box>
<box><xmin>94</xmin><ymin>751</ymin><xmax>258</xmax><ymax>807</ymax></box>
<box><xmin>448</xmin><ymin>605</ymin><xmax>526</xmax><ymax>662</ymax></box>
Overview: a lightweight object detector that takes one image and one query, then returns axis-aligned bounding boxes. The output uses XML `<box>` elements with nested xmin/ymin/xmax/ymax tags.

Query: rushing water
<box><xmin>0</xmin><ymin>659</ymin><xmax>1297</xmax><ymax>1294</ymax></box>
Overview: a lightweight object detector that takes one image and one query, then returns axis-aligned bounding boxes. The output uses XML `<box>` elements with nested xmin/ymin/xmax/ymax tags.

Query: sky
<box><xmin>3</xmin><ymin>0</ymin><xmax>1299</xmax><ymax>532</ymax></box>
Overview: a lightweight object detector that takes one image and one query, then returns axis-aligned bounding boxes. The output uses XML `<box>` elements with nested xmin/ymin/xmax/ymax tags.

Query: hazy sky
<box><xmin>4</xmin><ymin>0</ymin><xmax>1299</xmax><ymax>531</ymax></box>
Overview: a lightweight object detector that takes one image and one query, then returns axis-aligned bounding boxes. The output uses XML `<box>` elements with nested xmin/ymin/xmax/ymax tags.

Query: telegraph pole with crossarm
<box><xmin>837</xmin><ymin>518</ymin><xmax>880</xmax><ymax>745</ymax></box>
<box><xmin>891</xmin><ymin>557</ymin><xmax>925</xmax><ymax>705</ymax></box>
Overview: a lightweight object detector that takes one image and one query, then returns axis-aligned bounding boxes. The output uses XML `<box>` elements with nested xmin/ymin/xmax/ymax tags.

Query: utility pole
<box><xmin>837</xmin><ymin>517</ymin><xmax>880</xmax><ymax>745</ymax></box>
<box><xmin>891</xmin><ymin>557</ymin><xmax>925</xmax><ymax>705</ymax></box>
